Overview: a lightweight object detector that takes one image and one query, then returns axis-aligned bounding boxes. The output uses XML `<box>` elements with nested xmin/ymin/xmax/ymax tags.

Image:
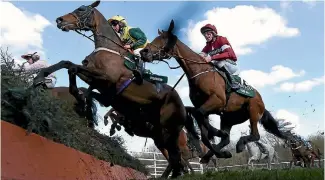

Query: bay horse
<box><xmin>33</xmin><ymin>1</ymin><xmax>197</xmax><ymax>177</ymax></box>
<box><xmin>285</xmin><ymin>138</ymin><xmax>322</xmax><ymax>168</ymax></box>
<box><xmin>179</xmin><ymin>128</ymin><xmax>218</xmax><ymax>173</ymax></box>
<box><xmin>140</xmin><ymin>20</ymin><xmax>291</xmax><ymax>163</ymax></box>
<box><xmin>106</xmin><ymin>107</ymin><xmax>217</xmax><ymax>176</ymax></box>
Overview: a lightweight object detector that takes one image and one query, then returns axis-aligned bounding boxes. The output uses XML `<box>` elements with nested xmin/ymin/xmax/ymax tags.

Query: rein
<box><xmin>148</xmin><ymin>42</ymin><xmax>216</xmax><ymax>80</ymax></box>
<box><xmin>292</xmin><ymin>145</ymin><xmax>302</xmax><ymax>150</ymax></box>
<box><xmin>69</xmin><ymin>6</ymin><xmax>199</xmax><ymax>94</ymax></box>
<box><xmin>69</xmin><ymin>8</ymin><xmax>131</xmax><ymax>57</ymax></box>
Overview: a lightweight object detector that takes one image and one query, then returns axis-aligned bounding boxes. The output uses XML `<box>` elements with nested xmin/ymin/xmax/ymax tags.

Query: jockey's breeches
<box><xmin>133</xmin><ymin>48</ymin><xmax>144</xmax><ymax>57</ymax></box>
<box><xmin>213</xmin><ymin>59</ymin><xmax>239</xmax><ymax>75</ymax></box>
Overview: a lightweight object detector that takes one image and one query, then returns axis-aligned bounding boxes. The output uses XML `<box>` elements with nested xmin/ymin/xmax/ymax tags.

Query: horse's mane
<box><xmin>92</xmin><ymin>8</ymin><xmax>123</xmax><ymax>45</ymax></box>
<box><xmin>174</xmin><ymin>36</ymin><xmax>205</xmax><ymax>60</ymax></box>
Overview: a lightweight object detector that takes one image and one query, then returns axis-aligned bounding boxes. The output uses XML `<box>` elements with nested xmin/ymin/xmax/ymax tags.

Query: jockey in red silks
<box><xmin>199</xmin><ymin>24</ymin><xmax>240</xmax><ymax>90</ymax></box>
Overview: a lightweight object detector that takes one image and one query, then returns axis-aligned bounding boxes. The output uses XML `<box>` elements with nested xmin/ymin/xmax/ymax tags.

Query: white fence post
<box><xmin>154</xmin><ymin>152</ymin><xmax>157</xmax><ymax>178</ymax></box>
<box><xmin>128</xmin><ymin>151</ymin><xmax>324</xmax><ymax>178</ymax></box>
<box><xmin>200</xmin><ymin>162</ymin><xmax>203</xmax><ymax>174</ymax></box>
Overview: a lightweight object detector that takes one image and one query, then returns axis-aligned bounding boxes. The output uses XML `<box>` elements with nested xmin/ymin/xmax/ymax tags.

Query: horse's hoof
<box><xmin>171</xmin><ymin>171</ymin><xmax>181</xmax><ymax>178</ymax></box>
<box><xmin>221</xmin><ymin>151</ymin><xmax>232</xmax><ymax>158</ymax></box>
<box><xmin>104</xmin><ymin>118</ymin><xmax>108</xmax><ymax>126</ymax></box>
<box><xmin>109</xmin><ymin>129</ymin><xmax>116</xmax><ymax>136</ymax></box>
<box><xmin>116</xmin><ymin>125</ymin><xmax>121</xmax><ymax>131</ymax></box>
<box><xmin>236</xmin><ymin>143</ymin><xmax>245</xmax><ymax>153</ymax></box>
<box><xmin>199</xmin><ymin>156</ymin><xmax>210</xmax><ymax>164</ymax></box>
<box><xmin>33</xmin><ymin>77</ymin><xmax>45</xmax><ymax>86</ymax></box>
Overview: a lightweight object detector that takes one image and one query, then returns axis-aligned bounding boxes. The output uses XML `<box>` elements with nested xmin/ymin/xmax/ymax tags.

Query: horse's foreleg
<box><xmin>247</xmin><ymin>157</ymin><xmax>253</xmax><ymax>169</ymax></box>
<box><xmin>268</xmin><ymin>156</ymin><xmax>272</xmax><ymax>170</ymax></box>
<box><xmin>211</xmin><ymin>158</ymin><xmax>218</xmax><ymax>171</ymax></box>
<box><xmin>193</xmin><ymin>96</ymin><xmax>228</xmax><ymax>141</ymax></box>
<box><xmin>198</xmin><ymin>123</ymin><xmax>224</xmax><ymax>162</ymax></box>
<box><xmin>34</xmin><ymin>60</ymin><xmax>75</xmax><ymax>86</ymax></box>
<box><xmin>200</xmin><ymin>119</ymin><xmax>233</xmax><ymax>163</ymax></box>
<box><xmin>290</xmin><ymin>156</ymin><xmax>297</xmax><ymax>169</ymax></box>
<box><xmin>67</xmin><ymin>67</ymin><xmax>96</xmax><ymax>128</ymax></box>
<box><xmin>68</xmin><ymin>68</ymin><xmax>85</xmax><ymax>105</ymax></box>
<box><xmin>165</xmin><ymin>132</ymin><xmax>183</xmax><ymax>178</ymax></box>
<box><xmin>183</xmin><ymin>158</ymin><xmax>194</xmax><ymax>174</ymax></box>
<box><xmin>191</xmin><ymin>114</ymin><xmax>228</xmax><ymax>160</ymax></box>
<box><xmin>159</xmin><ymin>147</ymin><xmax>173</xmax><ymax>178</ymax></box>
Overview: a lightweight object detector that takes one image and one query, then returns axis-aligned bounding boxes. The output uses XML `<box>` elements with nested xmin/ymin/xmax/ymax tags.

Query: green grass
<box><xmin>167</xmin><ymin>168</ymin><xmax>324</xmax><ymax>180</ymax></box>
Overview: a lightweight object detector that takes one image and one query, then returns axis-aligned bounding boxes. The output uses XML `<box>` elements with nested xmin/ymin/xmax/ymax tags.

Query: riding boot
<box><xmin>133</xmin><ymin>57</ymin><xmax>144</xmax><ymax>85</ymax></box>
<box><xmin>220</xmin><ymin>66</ymin><xmax>240</xmax><ymax>90</ymax></box>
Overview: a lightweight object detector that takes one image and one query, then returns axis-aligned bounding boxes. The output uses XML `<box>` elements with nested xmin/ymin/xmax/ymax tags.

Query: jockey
<box><xmin>199</xmin><ymin>24</ymin><xmax>240</xmax><ymax>90</ymax></box>
<box><xmin>295</xmin><ymin>135</ymin><xmax>312</xmax><ymax>150</ymax></box>
<box><xmin>108</xmin><ymin>15</ymin><xmax>149</xmax><ymax>85</ymax></box>
<box><xmin>21</xmin><ymin>52</ymin><xmax>57</xmax><ymax>88</ymax></box>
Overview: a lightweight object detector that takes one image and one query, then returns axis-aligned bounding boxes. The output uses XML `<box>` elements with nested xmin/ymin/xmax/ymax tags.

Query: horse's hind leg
<box><xmin>236</xmin><ymin>105</ymin><xmax>262</xmax><ymax>153</ymax></box>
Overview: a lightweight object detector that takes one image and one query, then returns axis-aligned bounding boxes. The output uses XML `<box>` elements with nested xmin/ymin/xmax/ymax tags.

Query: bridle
<box><xmin>145</xmin><ymin>33</ymin><xmax>217</xmax><ymax>80</ymax></box>
<box><xmin>65</xmin><ymin>5</ymin><xmax>126</xmax><ymax>51</ymax></box>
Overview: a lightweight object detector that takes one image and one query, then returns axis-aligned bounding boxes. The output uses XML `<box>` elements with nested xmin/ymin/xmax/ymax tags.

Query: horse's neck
<box><xmin>175</xmin><ymin>40</ymin><xmax>212</xmax><ymax>82</ymax></box>
<box><xmin>93</xmin><ymin>10</ymin><xmax>125</xmax><ymax>53</ymax></box>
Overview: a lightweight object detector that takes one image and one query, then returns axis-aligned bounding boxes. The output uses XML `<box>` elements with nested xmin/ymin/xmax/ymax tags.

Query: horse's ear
<box><xmin>168</xmin><ymin>19</ymin><xmax>175</xmax><ymax>33</ymax></box>
<box><xmin>158</xmin><ymin>29</ymin><xmax>163</xmax><ymax>35</ymax></box>
<box><xmin>90</xmin><ymin>0</ymin><xmax>100</xmax><ymax>8</ymax></box>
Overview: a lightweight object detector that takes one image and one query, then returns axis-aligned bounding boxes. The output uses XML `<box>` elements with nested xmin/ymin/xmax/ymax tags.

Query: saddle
<box><xmin>212</xmin><ymin>65</ymin><xmax>256</xmax><ymax>98</ymax></box>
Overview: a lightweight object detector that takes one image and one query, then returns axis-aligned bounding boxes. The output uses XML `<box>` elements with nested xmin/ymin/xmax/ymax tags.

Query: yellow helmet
<box><xmin>108</xmin><ymin>15</ymin><xmax>127</xmax><ymax>26</ymax></box>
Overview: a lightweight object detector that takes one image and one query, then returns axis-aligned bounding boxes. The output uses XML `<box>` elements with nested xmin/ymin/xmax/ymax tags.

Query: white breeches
<box><xmin>45</xmin><ymin>77</ymin><xmax>57</xmax><ymax>88</ymax></box>
<box><xmin>213</xmin><ymin>59</ymin><xmax>239</xmax><ymax>75</ymax></box>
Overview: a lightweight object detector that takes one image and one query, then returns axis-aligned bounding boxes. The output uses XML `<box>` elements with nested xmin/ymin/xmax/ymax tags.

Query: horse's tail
<box><xmin>259</xmin><ymin>109</ymin><xmax>290</xmax><ymax>140</ymax></box>
<box><xmin>184</xmin><ymin>106</ymin><xmax>201</xmax><ymax>140</ymax></box>
<box><xmin>79</xmin><ymin>87</ymin><xmax>99</xmax><ymax>127</ymax></box>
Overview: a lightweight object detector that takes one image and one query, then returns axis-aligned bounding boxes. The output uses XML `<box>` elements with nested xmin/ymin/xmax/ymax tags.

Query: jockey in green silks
<box><xmin>108</xmin><ymin>15</ymin><xmax>149</xmax><ymax>85</ymax></box>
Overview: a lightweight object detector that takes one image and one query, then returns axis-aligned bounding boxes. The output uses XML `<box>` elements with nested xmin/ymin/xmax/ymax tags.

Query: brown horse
<box><xmin>179</xmin><ymin>128</ymin><xmax>218</xmax><ymax>173</ymax></box>
<box><xmin>140</xmin><ymin>20</ymin><xmax>291</xmax><ymax>163</ymax></box>
<box><xmin>285</xmin><ymin>138</ymin><xmax>322</xmax><ymax>168</ymax></box>
<box><xmin>33</xmin><ymin>1</ymin><xmax>197</xmax><ymax>178</ymax></box>
<box><xmin>106</xmin><ymin>107</ymin><xmax>217</xmax><ymax>176</ymax></box>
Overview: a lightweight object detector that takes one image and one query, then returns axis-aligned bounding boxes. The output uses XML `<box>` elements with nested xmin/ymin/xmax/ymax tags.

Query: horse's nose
<box><xmin>56</xmin><ymin>17</ymin><xmax>63</xmax><ymax>24</ymax></box>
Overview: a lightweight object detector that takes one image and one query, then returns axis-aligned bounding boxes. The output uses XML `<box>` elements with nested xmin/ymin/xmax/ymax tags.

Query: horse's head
<box><xmin>56</xmin><ymin>1</ymin><xmax>100</xmax><ymax>32</ymax></box>
<box><xmin>140</xmin><ymin>20</ymin><xmax>178</xmax><ymax>62</ymax></box>
<box><xmin>289</xmin><ymin>138</ymin><xmax>302</xmax><ymax>149</ymax></box>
